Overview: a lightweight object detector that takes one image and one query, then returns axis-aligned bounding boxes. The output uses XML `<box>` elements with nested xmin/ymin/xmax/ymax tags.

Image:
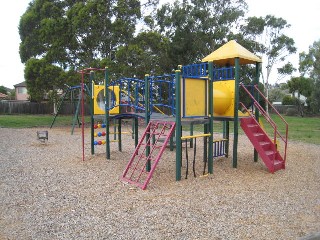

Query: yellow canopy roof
<box><xmin>201</xmin><ymin>40</ymin><xmax>262</xmax><ymax>66</ymax></box>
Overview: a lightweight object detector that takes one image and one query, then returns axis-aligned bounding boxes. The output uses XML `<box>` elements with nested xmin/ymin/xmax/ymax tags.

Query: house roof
<box><xmin>201</xmin><ymin>40</ymin><xmax>262</xmax><ymax>66</ymax></box>
<box><xmin>14</xmin><ymin>81</ymin><xmax>27</xmax><ymax>87</ymax></box>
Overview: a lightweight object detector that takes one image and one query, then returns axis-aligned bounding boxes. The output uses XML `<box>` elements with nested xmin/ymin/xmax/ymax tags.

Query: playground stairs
<box><xmin>121</xmin><ymin>121</ymin><xmax>176</xmax><ymax>190</ymax></box>
<box><xmin>240</xmin><ymin>116</ymin><xmax>285</xmax><ymax>173</ymax></box>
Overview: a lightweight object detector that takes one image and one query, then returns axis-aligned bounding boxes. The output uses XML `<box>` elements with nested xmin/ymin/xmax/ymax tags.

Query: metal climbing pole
<box><xmin>175</xmin><ymin>69</ymin><xmax>182</xmax><ymax>181</ymax></box>
<box><xmin>105</xmin><ymin>67</ymin><xmax>110</xmax><ymax>159</ymax></box>
<box><xmin>90</xmin><ymin>72</ymin><xmax>95</xmax><ymax>155</ymax></box>
<box><xmin>145</xmin><ymin>74</ymin><xmax>151</xmax><ymax>172</ymax></box>
<box><xmin>254</xmin><ymin>62</ymin><xmax>261</xmax><ymax>162</ymax></box>
<box><xmin>233</xmin><ymin>58</ymin><xmax>240</xmax><ymax>168</ymax></box>
<box><xmin>208</xmin><ymin>61</ymin><xmax>214</xmax><ymax>174</ymax></box>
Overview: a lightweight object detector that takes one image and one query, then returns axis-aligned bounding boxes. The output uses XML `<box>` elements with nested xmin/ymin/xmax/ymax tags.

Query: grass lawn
<box><xmin>263</xmin><ymin>114</ymin><xmax>320</xmax><ymax>145</ymax></box>
<box><xmin>0</xmin><ymin>114</ymin><xmax>319</xmax><ymax>145</ymax></box>
<box><xmin>0</xmin><ymin>114</ymin><xmax>90</xmax><ymax>129</ymax></box>
<box><xmin>184</xmin><ymin>114</ymin><xmax>320</xmax><ymax>145</ymax></box>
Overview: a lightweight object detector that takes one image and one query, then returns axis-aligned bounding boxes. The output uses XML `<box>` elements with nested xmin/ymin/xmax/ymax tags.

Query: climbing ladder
<box><xmin>240</xmin><ymin>116</ymin><xmax>285</xmax><ymax>173</ymax></box>
<box><xmin>121</xmin><ymin>121</ymin><xmax>176</xmax><ymax>190</ymax></box>
<box><xmin>239</xmin><ymin>83</ymin><xmax>288</xmax><ymax>173</ymax></box>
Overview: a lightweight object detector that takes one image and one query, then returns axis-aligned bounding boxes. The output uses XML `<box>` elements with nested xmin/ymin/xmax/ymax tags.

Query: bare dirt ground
<box><xmin>0</xmin><ymin>126</ymin><xmax>319</xmax><ymax>239</ymax></box>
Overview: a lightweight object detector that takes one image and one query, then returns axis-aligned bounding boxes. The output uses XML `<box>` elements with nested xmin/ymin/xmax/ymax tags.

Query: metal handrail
<box><xmin>253</xmin><ymin>85</ymin><xmax>288</xmax><ymax>162</ymax></box>
<box><xmin>239</xmin><ymin>102</ymin><xmax>276</xmax><ymax>163</ymax></box>
<box><xmin>240</xmin><ymin>83</ymin><xmax>288</xmax><ymax>162</ymax></box>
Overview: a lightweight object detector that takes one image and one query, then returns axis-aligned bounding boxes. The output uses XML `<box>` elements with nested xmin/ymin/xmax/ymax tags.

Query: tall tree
<box><xmin>299</xmin><ymin>40</ymin><xmax>320</xmax><ymax>113</ymax></box>
<box><xmin>19</xmin><ymin>0</ymin><xmax>142</xmax><ymax>99</ymax></box>
<box><xmin>153</xmin><ymin>0</ymin><xmax>248</xmax><ymax>65</ymax></box>
<box><xmin>112</xmin><ymin>31</ymin><xmax>171</xmax><ymax>78</ymax></box>
<box><xmin>287</xmin><ymin>76</ymin><xmax>313</xmax><ymax>116</ymax></box>
<box><xmin>0</xmin><ymin>86</ymin><xmax>7</xmax><ymax>94</ymax></box>
<box><xmin>19</xmin><ymin>0</ymin><xmax>141</xmax><ymax>69</ymax></box>
<box><xmin>241</xmin><ymin>15</ymin><xmax>297</xmax><ymax>85</ymax></box>
<box><xmin>24</xmin><ymin>58</ymin><xmax>65</xmax><ymax>102</ymax></box>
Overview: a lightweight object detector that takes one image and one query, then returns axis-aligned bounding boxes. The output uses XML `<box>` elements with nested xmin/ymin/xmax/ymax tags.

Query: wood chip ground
<box><xmin>0</xmin><ymin>126</ymin><xmax>319</xmax><ymax>239</ymax></box>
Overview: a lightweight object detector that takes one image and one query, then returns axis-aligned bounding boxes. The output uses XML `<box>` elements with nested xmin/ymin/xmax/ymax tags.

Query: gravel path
<box><xmin>0</xmin><ymin>126</ymin><xmax>319</xmax><ymax>239</ymax></box>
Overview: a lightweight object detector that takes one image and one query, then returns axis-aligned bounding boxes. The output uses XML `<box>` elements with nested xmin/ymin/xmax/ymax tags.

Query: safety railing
<box><xmin>182</xmin><ymin>63</ymin><xmax>208</xmax><ymax>78</ymax></box>
<box><xmin>212</xmin><ymin>67</ymin><xmax>234</xmax><ymax>81</ymax></box>
<box><xmin>240</xmin><ymin>83</ymin><xmax>288</xmax><ymax>162</ymax></box>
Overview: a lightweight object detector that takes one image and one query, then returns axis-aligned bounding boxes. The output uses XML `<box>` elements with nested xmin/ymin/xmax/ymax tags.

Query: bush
<box><xmin>282</xmin><ymin>95</ymin><xmax>297</xmax><ymax>105</ymax></box>
<box><xmin>286</xmin><ymin>107</ymin><xmax>298</xmax><ymax>116</ymax></box>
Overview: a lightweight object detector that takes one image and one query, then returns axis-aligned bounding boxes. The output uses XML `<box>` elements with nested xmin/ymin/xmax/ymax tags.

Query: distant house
<box><xmin>292</xmin><ymin>91</ymin><xmax>307</xmax><ymax>106</ymax></box>
<box><xmin>14</xmin><ymin>81</ymin><xmax>29</xmax><ymax>101</ymax></box>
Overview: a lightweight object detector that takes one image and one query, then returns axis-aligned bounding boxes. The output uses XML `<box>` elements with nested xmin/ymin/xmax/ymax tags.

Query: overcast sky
<box><xmin>0</xmin><ymin>0</ymin><xmax>319</xmax><ymax>89</ymax></box>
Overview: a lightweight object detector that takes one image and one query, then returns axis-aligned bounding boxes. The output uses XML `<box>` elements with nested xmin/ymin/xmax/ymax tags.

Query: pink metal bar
<box><xmin>121</xmin><ymin>121</ymin><xmax>176</xmax><ymax>190</ymax></box>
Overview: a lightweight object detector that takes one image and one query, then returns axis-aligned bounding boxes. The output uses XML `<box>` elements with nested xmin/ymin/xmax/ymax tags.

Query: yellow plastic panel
<box><xmin>93</xmin><ymin>85</ymin><xmax>120</xmax><ymax>115</ymax></box>
<box><xmin>185</xmin><ymin>78</ymin><xmax>207</xmax><ymax>116</ymax></box>
<box><xmin>213</xmin><ymin>80</ymin><xmax>235</xmax><ymax>117</ymax></box>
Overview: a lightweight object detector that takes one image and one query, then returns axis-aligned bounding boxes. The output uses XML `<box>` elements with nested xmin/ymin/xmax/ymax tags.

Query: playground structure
<box><xmin>79</xmin><ymin>40</ymin><xmax>288</xmax><ymax>190</ymax></box>
<box><xmin>50</xmin><ymin>84</ymin><xmax>91</xmax><ymax>135</ymax></box>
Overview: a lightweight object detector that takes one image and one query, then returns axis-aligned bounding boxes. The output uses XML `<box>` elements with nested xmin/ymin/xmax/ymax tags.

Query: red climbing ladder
<box><xmin>240</xmin><ymin>116</ymin><xmax>285</xmax><ymax>173</ymax></box>
<box><xmin>240</xmin><ymin>83</ymin><xmax>288</xmax><ymax>173</ymax></box>
<box><xmin>121</xmin><ymin>121</ymin><xmax>176</xmax><ymax>190</ymax></box>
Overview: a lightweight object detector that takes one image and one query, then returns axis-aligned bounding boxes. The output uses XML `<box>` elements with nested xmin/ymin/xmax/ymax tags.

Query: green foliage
<box><xmin>287</xmin><ymin>76</ymin><xmax>313</xmax><ymax>98</ymax></box>
<box><xmin>277</xmin><ymin>62</ymin><xmax>296</xmax><ymax>80</ymax></box>
<box><xmin>24</xmin><ymin>58</ymin><xmax>65</xmax><ymax>102</ymax></box>
<box><xmin>268</xmin><ymin>88</ymin><xmax>285</xmax><ymax>103</ymax></box>
<box><xmin>0</xmin><ymin>86</ymin><xmax>7</xmax><ymax>94</ymax></box>
<box><xmin>299</xmin><ymin>40</ymin><xmax>320</xmax><ymax>114</ymax></box>
<box><xmin>309</xmin><ymin>80</ymin><xmax>320</xmax><ymax>114</ymax></box>
<box><xmin>19</xmin><ymin>0</ymin><xmax>142</xmax><ymax>69</ymax></box>
<box><xmin>112</xmin><ymin>31</ymin><xmax>171</xmax><ymax>78</ymax></box>
<box><xmin>241</xmin><ymin>15</ymin><xmax>297</xmax><ymax>84</ymax></box>
<box><xmin>282</xmin><ymin>95</ymin><xmax>295</xmax><ymax>105</ymax></box>
<box><xmin>280</xmin><ymin>83</ymin><xmax>288</xmax><ymax>90</ymax></box>
<box><xmin>287</xmin><ymin>76</ymin><xmax>314</xmax><ymax>116</ymax></box>
<box><xmin>154</xmin><ymin>0</ymin><xmax>248</xmax><ymax>65</ymax></box>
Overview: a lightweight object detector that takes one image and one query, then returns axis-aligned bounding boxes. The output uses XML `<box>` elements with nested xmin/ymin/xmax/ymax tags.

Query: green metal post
<box><xmin>118</xmin><ymin>119</ymin><xmax>122</xmax><ymax>152</ymax></box>
<box><xmin>134</xmin><ymin>118</ymin><xmax>138</xmax><ymax>147</ymax></box>
<box><xmin>145</xmin><ymin>74</ymin><xmax>151</xmax><ymax>172</ymax></box>
<box><xmin>71</xmin><ymin>90</ymin><xmax>81</xmax><ymax>135</ymax></box>
<box><xmin>132</xmin><ymin>119</ymin><xmax>135</xmax><ymax>139</ymax></box>
<box><xmin>204</xmin><ymin>123</ymin><xmax>208</xmax><ymax>163</ymax></box>
<box><xmin>175</xmin><ymin>69</ymin><xmax>182</xmax><ymax>181</ymax></box>
<box><xmin>145</xmin><ymin>74</ymin><xmax>150</xmax><ymax>125</ymax></box>
<box><xmin>90</xmin><ymin>74</ymin><xmax>95</xmax><ymax>155</ymax></box>
<box><xmin>190</xmin><ymin>123</ymin><xmax>194</xmax><ymax>148</ymax></box>
<box><xmin>225</xmin><ymin>121</ymin><xmax>230</xmax><ymax>158</ymax></box>
<box><xmin>114</xmin><ymin>119</ymin><xmax>117</xmax><ymax>140</ymax></box>
<box><xmin>169</xmin><ymin>132</ymin><xmax>174</xmax><ymax>151</ymax></box>
<box><xmin>105</xmin><ymin>67</ymin><xmax>110</xmax><ymax>159</ymax></box>
<box><xmin>50</xmin><ymin>90</ymin><xmax>69</xmax><ymax>129</ymax></box>
<box><xmin>208</xmin><ymin>61</ymin><xmax>214</xmax><ymax>174</ymax></box>
<box><xmin>233</xmin><ymin>58</ymin><xmax>240</xmax><ymax>168</ymax></box>
<box><xmin>254</xmin><ymin>62</ymin><xmax>261</xmax><ymax>162</ymax></box>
